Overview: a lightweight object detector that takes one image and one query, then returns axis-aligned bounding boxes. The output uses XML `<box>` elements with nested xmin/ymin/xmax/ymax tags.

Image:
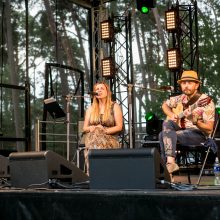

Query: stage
<box><xmin>1</xmin><ymin>174</ymin><xmax>220</xmax><ymax>220</ymax></box>
<box><xmin>1</xmin><ymin>148</ymin><xmax>220</xmax><ymax>219</ymax></box>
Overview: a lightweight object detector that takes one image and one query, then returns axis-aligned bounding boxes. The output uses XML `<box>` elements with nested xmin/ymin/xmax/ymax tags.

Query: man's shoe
<box><xmin>166</xmin><ymin>163</ymin><xmax>179</xmax><ymax>174</ymax></box>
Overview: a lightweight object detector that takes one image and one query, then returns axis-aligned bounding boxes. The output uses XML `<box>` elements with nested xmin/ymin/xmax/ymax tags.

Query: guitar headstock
<box><xmin>198</xmin><ymin>97</ymin><xmax>212</xmax><ymax>107</ymax></box>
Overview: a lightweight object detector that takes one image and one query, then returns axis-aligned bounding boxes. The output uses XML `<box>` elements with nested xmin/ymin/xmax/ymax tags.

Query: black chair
<box><xmin>176</xmin><ymin>111</ymin><xmax>219</xmax><ymax>184</ymax></box>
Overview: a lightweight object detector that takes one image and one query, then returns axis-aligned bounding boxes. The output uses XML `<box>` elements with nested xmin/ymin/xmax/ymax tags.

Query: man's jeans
<box><xmin>159</xmin><ymin>120</ymin><xmax>206</xmax><ymax>162</ymax></box>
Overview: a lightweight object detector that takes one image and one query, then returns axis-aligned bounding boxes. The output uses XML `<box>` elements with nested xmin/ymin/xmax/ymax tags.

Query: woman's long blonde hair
<box><xmin>89</xmin><ymin>82</ymin><xmax>112</xmax><ymax>124</ymax></box>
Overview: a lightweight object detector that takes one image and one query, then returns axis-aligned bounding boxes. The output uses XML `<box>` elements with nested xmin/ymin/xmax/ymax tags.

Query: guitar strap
<box><xmin>183</xmin><ymin>92</ymin><xmax>202</xmax><ymax>109</ymax></box>
<box><xmin>181</xmin><ymin>92</ymin><xmax>202</xmax><ymax>128</ymax></box>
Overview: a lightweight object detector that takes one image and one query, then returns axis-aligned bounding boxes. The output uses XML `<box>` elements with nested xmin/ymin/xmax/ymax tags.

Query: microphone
<box><xmin>88</xmin><ymin>91</ymin><xmax>98</xmax><ymax>96</ymax></box>
<box><xmin>158</xmin><ymin>86</ymin><xmax>174</xmax><ymax>91</ymax></box>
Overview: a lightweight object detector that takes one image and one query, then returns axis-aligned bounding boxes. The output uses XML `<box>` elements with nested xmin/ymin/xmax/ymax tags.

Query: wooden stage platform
<box><xmin>1</xmin><ymin>173</ymin><xmax>220</xmax><ymax>220</ymax></box>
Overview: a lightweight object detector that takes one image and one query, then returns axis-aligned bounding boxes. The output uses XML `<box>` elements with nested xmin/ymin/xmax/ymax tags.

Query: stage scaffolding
<box><xmin>91</xmin><ymin>2</ymin><xmax>133</xmax><ymax>148</ymax></box>
<box><xmin>40</xmin><ymin>0</ymin><xmax>200</xmax><ymax>154</ymax></box>
<box><xmin>167</xmin><ymin>1</ymin><xmax>199</xmax><ymax>93</ymax></box>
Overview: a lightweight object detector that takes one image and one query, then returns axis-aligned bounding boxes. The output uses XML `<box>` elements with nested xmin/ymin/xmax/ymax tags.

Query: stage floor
<box><xmin>174</xmin><ymin>172</ymin><xmax>215</xmax><ymax>185</ymax></box>
<box><xmin>1</xmin><ymin>174</ymin><xmax>220</xmax><ymax>220</ymax></box>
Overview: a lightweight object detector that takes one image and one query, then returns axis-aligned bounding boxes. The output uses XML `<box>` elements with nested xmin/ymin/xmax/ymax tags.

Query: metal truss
<box><xmin>178</xmin><ymin>1</ymin><xmax>198</xmax><ymax>71</ymax></box>
<box><xmin>91</xmin><ymin>4</ymin><xmax>133</xmax><ymax>148</ymax></box>
<box><xmin>169</xmin><ymin>1</ymin><xmax>199</xmax><ymax>91</ymax></box>
<box><xmin>91</xmin><ymin>2</ymin><xmax>110</xmax><ymax>86</ymax></box>
<box><xmin>112</xmin><ymin>13</ymin><xmax>133</xmax><ymax>148</ymax></box>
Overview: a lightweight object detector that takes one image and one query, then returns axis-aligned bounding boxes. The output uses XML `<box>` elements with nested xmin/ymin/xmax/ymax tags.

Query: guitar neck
<box><xmin>177</xmin><ymin>102</ymin><xmax>198</xmax><ymax>119</ymax></box>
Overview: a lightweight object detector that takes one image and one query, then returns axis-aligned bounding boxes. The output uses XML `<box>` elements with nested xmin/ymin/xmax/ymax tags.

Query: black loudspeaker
<box><xmin>89</xmin><ymin>147</ymin><xmax>170</xmax><ymax>190</ymax></box>
<box><xmin>9</xmin><ymin>150</ymin><xmax>88</xmax><ymax>188</ymax></box>
<box><xmin>0</xmin><ymin>155</ymin><xmax>10</xmax><ymax>178</ymax></box>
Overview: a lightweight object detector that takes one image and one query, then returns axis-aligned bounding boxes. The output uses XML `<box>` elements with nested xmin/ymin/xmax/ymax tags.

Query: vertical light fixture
<box><xmin>165</xmin><ymin>9</ymin><xmax>179</xmax><ymax>32</ymax></box>
<box><xmin>100</xmin><ymin>19</ymin><xmax>114</xmax><ymax>42</ymax></box>
<box><xmin>167</xmin><ymin>48</ymin><xmax>181</xmax><ymax>70</ymax></box>
<box><xmin>101</xmin><ymin>19</ymin><xmax>115</xmax><ymax>78</ymax></box>
<box><xmin>101</xmin><ymin>57</ymin><xmax>115</xmax><ymax>78</ymax></box>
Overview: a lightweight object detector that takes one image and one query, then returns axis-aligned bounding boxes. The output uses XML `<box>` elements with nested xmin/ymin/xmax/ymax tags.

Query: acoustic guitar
<box><xmin>167</xmin><ymin>97</ymin><xmax>212</xmax><ymax>127</ymax></box>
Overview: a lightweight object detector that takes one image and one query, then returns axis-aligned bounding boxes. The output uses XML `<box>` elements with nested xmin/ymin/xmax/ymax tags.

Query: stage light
<box><xmin>145</xmin><ymin>112</ymin><xmax>162</xmax><ymax>140</ymax></box>
<box><xmin>167</xmin><ymin>48</ymin><xmax>181</xmax><ymax>70</ymax></box>
<box><xmin>136</xmin><ymin>0</ymin><xmax>155</xmax><ymax>14</ymax></box>
<box><xmin>101</xmin><ymin>57</ymin><xmax>115</xmax><ymax>78</ymax></box>
<box><xmin>44</xmin><ymin>97</ymin><xmax>66</xmax><ymax>119</ymax></box>
<box><xmin>101</xmin><ymin>20</ymin><xmax>114</xmax><ymax>42</ymax></box>
<box><xmin>165</xmin><ymin>9</ymin><xmax>179</xmax><ymax>32</ymax></box>
<box><xmin>145</xmin><ymin>112</ymin><xmax>155</xmax><ymax>121</ymax></box>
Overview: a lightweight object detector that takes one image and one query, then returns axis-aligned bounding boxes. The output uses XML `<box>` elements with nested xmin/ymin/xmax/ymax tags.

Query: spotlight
<box><xmin>44</xmin><ymin>97</ymin><xmax>66</xmax><ymax>119</ymax></box>
<box><xmin>167</xmin><ymin>48</ymin><xmax>181</xmax><ymax>70</ymax></box>
<box><xmin>165</xmin><ymin>9</ymin><xmax>179</xmax><ymax>32</ymax></box>
<box><xmin>145</xmin><ymin>112</ymin><xmax>162</xmax><ymax>140</ymax></box>
<box><xmin>136</xmin><ymin>0</ymin><xmax>156</xmax><ymax>14</ymax></box>
<box><xmin>145</xmin><ymin>112</ymin><xmax>155</xmax><ymax>121</ymax></box>
<box><xmin>101</xmin><ymin>20</ymin><xmax>114</xmax><ymax>42</ymax></box>
<box><xmin>101</xmin><ymin>57</ymin><xmax>115</xmax><ymax>78</ymax></box>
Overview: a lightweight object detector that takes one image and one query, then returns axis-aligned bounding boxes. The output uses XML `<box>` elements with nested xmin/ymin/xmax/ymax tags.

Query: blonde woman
<box><xmin>83</xmin><ymin>81</ymin><xmax>123</xmax><ymax>174</ymax></box>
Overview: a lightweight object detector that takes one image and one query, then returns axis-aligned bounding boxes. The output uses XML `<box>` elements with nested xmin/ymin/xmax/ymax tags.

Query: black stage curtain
<box><xmin>1</xmin><ymin>190</ymin><xmax>220</xmax><ymax>220</ymax></box>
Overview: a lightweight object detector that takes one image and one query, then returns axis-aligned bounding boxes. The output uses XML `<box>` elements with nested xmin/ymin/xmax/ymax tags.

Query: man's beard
<box><xmin>183</xmin><ymin>89</ymin><xmax>194</xmax><ymax>96</ymax></box>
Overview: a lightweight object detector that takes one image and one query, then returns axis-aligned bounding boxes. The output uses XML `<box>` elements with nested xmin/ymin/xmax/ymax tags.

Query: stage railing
<box><xmin>35</xmin><ymin>119</ymin><xmax>78</xmax><ymax>160</ymax></box>
<box><xmin>133</xmin><ymin>122</ymin><xmax>146</xmax><ymax>148</ymax></box>
<box><xmin>35</xmin><ymin>120</ymin><xmax>155</xmax><ymax>163</ymax></box>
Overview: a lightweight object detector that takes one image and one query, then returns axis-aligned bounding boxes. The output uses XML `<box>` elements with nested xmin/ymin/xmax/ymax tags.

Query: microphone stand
<box><xmin>65</xmin><ymin>93</ymin><xmax>93</xmax><ymax>161</ymax></box>
<box><xmin>127</xmin><ymin>84</ymin><xmax>134</xmax><ymax>149</ymax></box>
<box><xmin>65</xmin><ymin>94</ymin><xmax>73</xmax><ymax>161</ymax></box>
<box><xmin>130</xmin><ymin>84</ymin><xmax>166</xmax><ymax>93</ymax></box>
<box><xmin>122</xmin><ymin>83</ymin><xmax>167</xmax><ymax>149</ymax></box>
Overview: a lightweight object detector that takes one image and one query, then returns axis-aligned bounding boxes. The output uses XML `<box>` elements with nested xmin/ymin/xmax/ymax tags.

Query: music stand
<box><xmin>44</xmin><ymin>97</ymin><xmax>66</xmax><ymax>119</ymax></box>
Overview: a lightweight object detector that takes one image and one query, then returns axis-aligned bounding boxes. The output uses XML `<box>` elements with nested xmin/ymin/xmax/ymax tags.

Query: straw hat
<box><xmin>177</xmin><ymin>70</ymin><xmax>201</xmax><ymax>84</ymax></box>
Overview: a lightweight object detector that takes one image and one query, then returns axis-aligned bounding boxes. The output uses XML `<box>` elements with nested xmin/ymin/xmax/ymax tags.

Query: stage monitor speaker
<box><xmin>9</xmin><ymin>150</ymin><xmax>88</xmax><ymax>188</ymax></box>
<box><xmin>0</xmin><ymin>155</ymin><xmax>10</xmax><ymax>178</ymax></box>
<box><xmin>89</xmin><ymin>147</ymin><xmax>170</xmax><ymax>190</ymax></box>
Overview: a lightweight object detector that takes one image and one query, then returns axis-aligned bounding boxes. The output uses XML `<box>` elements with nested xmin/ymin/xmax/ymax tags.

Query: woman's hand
<box><xmin>96</xmin><ymin>124</ymin><xmax>104</xmax><ymax>129</ymax></box>
<box><xmin>89</xmin><ymin>125</ymin><xmax>96</xmax><ymax>132</ymax></box>
<box><xmin>89</xmin><ymin>124</ymin><xmax>106</xmax><ymax>133</ymax></box>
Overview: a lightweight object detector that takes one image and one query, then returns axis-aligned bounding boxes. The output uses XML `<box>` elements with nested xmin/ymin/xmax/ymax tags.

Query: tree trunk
<box><xmin>71</xmin><ymin>9</ymin><xmax>90</xmax><ymax>84</ymax></box>
<box><xmin>43</xmin><ymin>0</ymin><xmax>70</xmax><ymax>99</ymax></box>
<box><xmin>5</xmin><ymin>0</ymin><xmax>24</xmax><ymax>151</ymax></box>
<box><xmin>152</xmin><ymin>8</ymin><xmax>167</xmax><ymax>61</ymax></box>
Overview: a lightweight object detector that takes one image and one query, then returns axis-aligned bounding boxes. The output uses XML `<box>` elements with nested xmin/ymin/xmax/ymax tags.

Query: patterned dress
<box><xmin>84</xmin><ymin>102</ymin><xmax>120</xmax><ymax>174</ymax></box>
